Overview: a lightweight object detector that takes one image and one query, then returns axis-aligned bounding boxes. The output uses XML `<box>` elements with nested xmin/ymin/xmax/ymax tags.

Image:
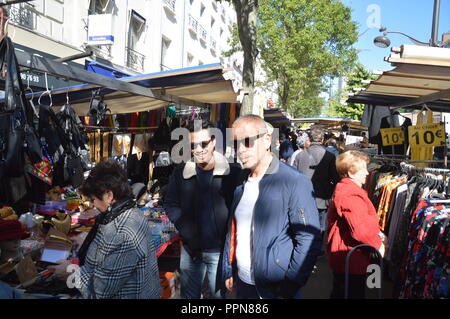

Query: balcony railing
<box><xmin>9</xmin><ymin>3</ymin><xmax>36</xmax><ymax>30</ymax></box>
<box><xmin>126</xmin><ymin>47</ymin><xmax>145</xmax><ymax>72</ymax></box>
<box><xmin>188</xmin><ymin>15</ymin><xmax>198</xmax><ymax>34</ymax></box>
<box><xmin>210</xmin><ymin>37</ymin><xmax>216</xmax><ymax>51</ymax></box>
<box><xmin>163</xmin><ymin>0</ymin><xmax>176</xmax><ymax>14</ymax></box>
<box><xmin>199</xmin><ymin>25</ymin><xmax>207</xmax><ymax>42</ymax></box>
<box><xmin>160</xmin><ymin>63</ymin><xmax>171</xmax><ymax>71</ymax></box>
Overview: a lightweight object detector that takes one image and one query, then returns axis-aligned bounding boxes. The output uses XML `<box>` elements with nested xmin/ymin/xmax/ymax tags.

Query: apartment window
<box><xmin>126</xmin><ymin>10</ymin><xmax>146</xmax><ymax>72</ymax></box>
<box><xmin>211</xmin><ymin>17</ymin><xmax>215</xmax><ymax>28</ymax></box>
<box><xmin>220</xmin><ymin>28</ymin><xmax>223</xmax><ymax>37</ymax></box>
<box><xmin>128</xmin><ymin>10</ymin><xmax>145</xmax><ymax>51</ymax></box>
<box><xmin>189</xmin><ymin>0</ymin><xmax>194</xmax><ymax>5</ymax></box>
<box><xmin>161</xmin><ymin>37</ymin><xmax>172</xmax><ymax>71</ymax></box>
<box><xmin>199</xmin><ymin>60</ymin><xmax>204</xmax><ymax>66</ymax></box>
<box><xmin>200</xmin><ymin>3</ymin><xmax>206</xmax><ymax>16</ymax></box>
<box><xmin>89</xmin><ymin>0</ymin><xmax>113</xmax><ymax>14</ymax></box>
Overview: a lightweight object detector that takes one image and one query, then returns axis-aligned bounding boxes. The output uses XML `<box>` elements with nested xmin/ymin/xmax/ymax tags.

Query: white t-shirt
<box><xmin>235</xmin><ymin>175</ymin><xmax>263</xmax><ymax>285</ymax></box>
<box><xmin>288</xmin><ymin>149</ymin><xmax>303</xmax><ymax>166</ymax></box>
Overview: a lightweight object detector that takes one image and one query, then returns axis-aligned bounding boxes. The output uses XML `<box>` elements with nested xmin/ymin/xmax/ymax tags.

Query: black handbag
<box><xmin>0</xmin><ymin>111</ymin><xmax>24</xmax><ymax>178</ymax></box>
<box><xmin>0</xmin><ymin>36</ymin><xmax>42</xmax><ymax>179</ymax></box>
<box><xmin>64</xmin><ymin>154</ymin><xmax>84</xmax><ymax>188</ymax></box>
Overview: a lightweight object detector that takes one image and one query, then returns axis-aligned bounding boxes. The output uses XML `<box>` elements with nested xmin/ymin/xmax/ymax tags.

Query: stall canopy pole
<box><xmin>14</xmin><ymin>50</ymin><xmax>157</xmax><ymax>99</ymax></box>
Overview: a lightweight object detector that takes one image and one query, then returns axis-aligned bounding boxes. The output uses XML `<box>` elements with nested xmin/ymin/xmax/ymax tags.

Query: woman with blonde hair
<box><xmin>327</xmin><ymin>150</ymin><xmax>387</xmax><ymax>299</ymax></box>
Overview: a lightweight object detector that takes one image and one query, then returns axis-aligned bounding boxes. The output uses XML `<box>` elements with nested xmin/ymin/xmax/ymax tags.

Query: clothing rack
<box><xmin>84</xmin><ymin>125</ymin><xmax>158</xmax><ymax>132</ymax></box>
<box><xmin>400</xmin><ymin>162</ymin><xmax>450</xmax><ymax>175</ymax></box>
<box><xmin>370</xmin><ymin>154</ymin><xmax>447</xmax><ymax>164</ymax></box>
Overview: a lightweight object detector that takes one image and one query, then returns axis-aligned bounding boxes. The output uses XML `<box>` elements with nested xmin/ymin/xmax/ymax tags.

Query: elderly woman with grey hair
<box><xmin>288</xmin><ymin>133</ymin><xmax>311</xmax><ymax>166</ymax></box>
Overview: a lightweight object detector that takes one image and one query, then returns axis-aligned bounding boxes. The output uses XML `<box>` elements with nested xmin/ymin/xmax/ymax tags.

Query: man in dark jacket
<box><xmin>279</xmin><ymin>133</ymin><xmax>294</xmax><ymax>162</ymax></box>
<box><xmin>222</xmin><ymin>115</ymin><xmax>321</xmax><ymax>299</ymax></box>
<box><xmin>293</xmin><ymin>128</ymin><xmax>340</xmax><ymax>236</ymax></box>
<box><xmin>164</xmin><ymin>120</ymin><xmax>242</xmax><ymax>299</ymax></box>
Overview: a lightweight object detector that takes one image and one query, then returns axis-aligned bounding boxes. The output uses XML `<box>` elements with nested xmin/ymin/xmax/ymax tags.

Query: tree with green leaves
<box><xmin>326</xmin><ymin>63</ymin><xmax>375</xmax><ymax>120</ymax></box>
<box><xmin>257</xmin><ymin>0</ymin><xmax>358</xmax><ymax>116</ymax></box>
<box><xmin>220</xmin><ymin>0</ymin><xmax>259</xmax><ymax>116</ymax></box>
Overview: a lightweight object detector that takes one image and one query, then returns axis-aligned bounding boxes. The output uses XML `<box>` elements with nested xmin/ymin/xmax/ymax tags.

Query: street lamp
<box><xmin>373</xmin><ymin>27</ymin><xmax>429</xmax><ymax>48</ymax></box>
<box><xmin>373</xmin><ymin>0</ymin><xmax>443</xmax><ymax>48</ymax></box>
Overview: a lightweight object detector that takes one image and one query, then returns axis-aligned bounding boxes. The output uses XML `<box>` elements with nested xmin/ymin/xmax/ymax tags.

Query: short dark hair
<box><xmin>187</xmin><ymin>119</ymin><xmax>215</xmax><ymax>133</ymax></box>
<box><xmin>80</xmin><ymin>160</ymin><xmax>132</xmax><ymax>201</ymax></box>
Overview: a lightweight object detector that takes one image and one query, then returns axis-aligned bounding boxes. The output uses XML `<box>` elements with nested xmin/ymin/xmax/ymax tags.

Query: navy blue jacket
<box><xmin>222</xmin><ymin>156</ymin><xmax>322</xmax><ymax>298</ymax></box>
<box><xmin>164</xmin><ymin>152</ymin><xmax>243</xmax><ymax>258</ymax></box>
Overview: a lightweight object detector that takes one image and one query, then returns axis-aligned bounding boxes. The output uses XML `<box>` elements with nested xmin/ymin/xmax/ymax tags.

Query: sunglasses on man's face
<box><xmin>191</xmin><ymin>139</ymin><xmax>212</xmax><ymax>150</ymax></box>
<box><xmin>234</xmin><ymin>132</ymin><xmax>267</xmax><ymax>149</ymax></box>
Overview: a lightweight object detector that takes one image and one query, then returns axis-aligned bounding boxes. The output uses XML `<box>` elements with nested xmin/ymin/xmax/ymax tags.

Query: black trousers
<box><xmin>330</xmin><ymin>273</ymin><xmax>366</xmax><ymax>299</ymax></box>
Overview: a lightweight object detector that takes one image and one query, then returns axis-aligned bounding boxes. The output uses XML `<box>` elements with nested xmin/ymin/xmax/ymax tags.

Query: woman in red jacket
<box><xmin>327</xmin><ymin>150</ymin><xmax>387</xmax><ymax>299</ymax></box>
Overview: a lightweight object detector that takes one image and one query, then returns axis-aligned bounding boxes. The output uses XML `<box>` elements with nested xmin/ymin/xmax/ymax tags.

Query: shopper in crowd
<box><xmin>48</xmin><ymin>160</ymin><xmax>160</xmax><ymax>299</ymax></box>
<box><xmin>325</xmin><ymin>138</ymin><xmax>340</xmax><ymax>157</ymax></box>
<box><xmin>289</xmin><ymin>132</ymin><xmax>298</xmax><ymax>152</ymax></box>
<box><xmin>288</xmin><ymin>133</ymin><xmax>310</xmax><ymax>166</ymax></box>
<box><xmin>279</xmin><ymin>133</ymin><xmax>294</xmax><ymax>163</ymax></box>
<box><xmin>293</xmin><ymin>128</ymin><xmax>340</xmax><ymax>240</ymax></box>
<box><xmin>327</xmin><ymin>150</ymin><xmax>387</xmax><ymax>299</ymax></box>
<box><xmin>361</xmin><ymin>132</ymin><xmax>369</xmax><ymax>148</ymax></box>
<box><xmin>164</xmin><ymin>120</ymin><xmax>243</xmax><ymax>299</ymax></box>
<box><xmin>0</xmin><ymin>7</ymin><xmax>8</xmax><ymax>41</ymax></box>
<box><xmin>222</xmin><ymin>115</ymin><xmax>321</xmax><ymax>299</ymax></box>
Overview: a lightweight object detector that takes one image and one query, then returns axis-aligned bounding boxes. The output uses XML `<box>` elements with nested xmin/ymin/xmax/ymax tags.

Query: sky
<box><xmin>341</xmin><ymin>0</ymin><xmax>450</xmax><ymax>72</ymax></box>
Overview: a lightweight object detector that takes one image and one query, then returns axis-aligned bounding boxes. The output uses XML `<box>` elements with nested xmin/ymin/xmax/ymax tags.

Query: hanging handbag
<box><xmin>0</xmin><ymin>36</ymin><xmax>42</xmax><ymax>180</ymax></box>
<box><xmin>0</xmin><ymin>111</ymin><xmax>24</xmax><ymax>178</ymax></box>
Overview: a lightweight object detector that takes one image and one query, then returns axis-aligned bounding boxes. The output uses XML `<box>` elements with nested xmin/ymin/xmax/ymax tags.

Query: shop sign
<box><xmin>408</xmin><ymin>123</ymin><xmax>445</xmax><ymax>147</ymax></box>
<box><xmin>380</xmin><ymin>127</ymin><xmax>405</xmax><ymax>146</ymax></box>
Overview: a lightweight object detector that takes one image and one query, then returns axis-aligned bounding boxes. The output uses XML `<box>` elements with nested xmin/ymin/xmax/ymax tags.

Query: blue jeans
<box><xmin>180</xmin><ymin>246</ymin><xmax>223</xmax><ymax>299</ymax></box>
<box><xmin>318</xmin><ymin>209</ymin><xmax>327</xmax><ymax>234</ymax></box>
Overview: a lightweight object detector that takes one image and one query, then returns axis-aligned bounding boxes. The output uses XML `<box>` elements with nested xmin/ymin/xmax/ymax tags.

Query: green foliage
<box><xmin>257</xmin><ymin>0</ymin><xmax>358</xmax><ymax>116</ymax></box>
<box><xmin>223</xmin><ymin>23</ymin><xmax>242</xmax><ymax>57</ymax></box>
<box><xmin>327</xmin><ymin>63</ymin><xmax>375</xmax><ymax>120</ymax></box>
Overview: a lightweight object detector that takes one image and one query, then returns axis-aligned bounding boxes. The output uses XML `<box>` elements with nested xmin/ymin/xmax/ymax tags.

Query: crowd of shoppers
<box><xmin>44</xmin><ymin>117</ymin><xmax>384</xmax><ymax>300</ymax></box>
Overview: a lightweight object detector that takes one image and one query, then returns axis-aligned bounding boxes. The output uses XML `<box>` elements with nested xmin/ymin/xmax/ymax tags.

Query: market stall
<box><xmin>0</xmin><ymin>36</ymin><xmax>239</xmax><ymax>298</ymax></box>
<box><xmin>347</xmin><ymin>44</ymin><xmax>450</xmax><ymax>299</ymax></box>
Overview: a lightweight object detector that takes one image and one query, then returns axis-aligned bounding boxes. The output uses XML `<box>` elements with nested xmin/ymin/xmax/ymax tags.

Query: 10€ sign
<box><xmin>380</xmin><ymin>127</ymin><xmax>405</xmax><ymax>146</ymax></box>
<box><xmin>408</xmin><ymin>123</ymin><xmax>445</xmax><ymax>147</ymax></box>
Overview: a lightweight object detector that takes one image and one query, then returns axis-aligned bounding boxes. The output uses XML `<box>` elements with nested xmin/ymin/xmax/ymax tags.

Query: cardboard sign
<box><xmin>380</xmin><ymin>127</ymin><xmax>405</xmax><ymax>146</ymax></box>
<box><xmin>408</xmin><ymin>123</ymin><xmax>445</xmax><ymax>147</ymax></box>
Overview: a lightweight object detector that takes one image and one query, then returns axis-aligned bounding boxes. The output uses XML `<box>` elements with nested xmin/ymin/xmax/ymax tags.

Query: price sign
<box><xmin>380</xmin><ymin>127</ymin><xmax>405</xmax><ymax>146</ymax></box>
<box><xmin>408</xmin><ymin>123</ymin><xmax>445</xmax><ymax>147</ymax></box>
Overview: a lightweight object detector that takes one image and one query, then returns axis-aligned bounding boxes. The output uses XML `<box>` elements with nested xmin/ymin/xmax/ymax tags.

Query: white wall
<box><xmin>8</xmin><ymin>0</ymin><xmax>243</xmax><ymax>82</ymax></box>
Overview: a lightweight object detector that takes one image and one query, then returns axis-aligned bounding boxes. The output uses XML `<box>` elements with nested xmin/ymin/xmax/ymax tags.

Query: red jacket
<box><xmin>327</xmin><ymin>178</ymin><xmax>382</xmax><ymax>275</ymax></box>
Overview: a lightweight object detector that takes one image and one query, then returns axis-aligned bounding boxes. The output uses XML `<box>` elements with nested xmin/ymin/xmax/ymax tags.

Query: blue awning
<box><xmin>85</xmin><ymin>60</ymin><xmax>131</xmax><ymax>79</ymax></box>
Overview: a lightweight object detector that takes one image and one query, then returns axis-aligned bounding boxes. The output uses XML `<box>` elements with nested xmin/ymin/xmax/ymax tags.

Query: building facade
<box><xmin>6</xmin><ymin>0</ymin><xmax>243</xmax><ymax>89</ymax></box>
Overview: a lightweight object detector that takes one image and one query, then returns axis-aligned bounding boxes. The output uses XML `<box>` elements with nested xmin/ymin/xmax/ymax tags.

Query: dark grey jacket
<box><xmin>293</xmin><ymin>142</ymin><xmax>340</xmax><ymax>202</ymax></box>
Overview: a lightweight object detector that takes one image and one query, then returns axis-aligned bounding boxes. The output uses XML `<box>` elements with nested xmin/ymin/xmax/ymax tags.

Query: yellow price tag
<box><xmin>380</xmin><ymin>127</ymin><xmax>405</xmax><ymax>146</ymax></box>
<box><xmin>408</xmin><ymin>123</ymin><xmax>445</xmax><ymax>147</ymax></box>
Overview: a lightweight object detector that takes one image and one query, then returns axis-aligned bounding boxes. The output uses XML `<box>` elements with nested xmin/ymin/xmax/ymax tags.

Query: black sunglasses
<box><xmin>191</xmin><ymin>139</ymin><xmax>212</xmax><ymax>150</ymax></box>
<box><xmin>234</xmin><ymin>132</ymin><xmax>267</xmax><ymax>148</ymax></box>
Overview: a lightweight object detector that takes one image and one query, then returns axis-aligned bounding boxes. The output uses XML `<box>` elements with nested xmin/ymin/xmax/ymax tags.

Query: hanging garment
<box><xmin>112</xmin><ymin>135</ymin><xmax>124</xmax><ymax>157</ymax></box>
<box><xmin>102</xmin><ymin>133</ymin><xmax>110</xmax><ymax>160</ymax></box>
<box><xmin>361</xmin><ymin>105</ymin><xmax>396</xmax><ymax>144</ymax></box>
<box><xmin>376</xmin><ymin>177</ymin><xmax>407</xmax><ymax>231</ymax></box>
<box><xmin>398</xmin><ymin>202</ymin><xmax>449</xmax><ymax>299</ymax></box>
